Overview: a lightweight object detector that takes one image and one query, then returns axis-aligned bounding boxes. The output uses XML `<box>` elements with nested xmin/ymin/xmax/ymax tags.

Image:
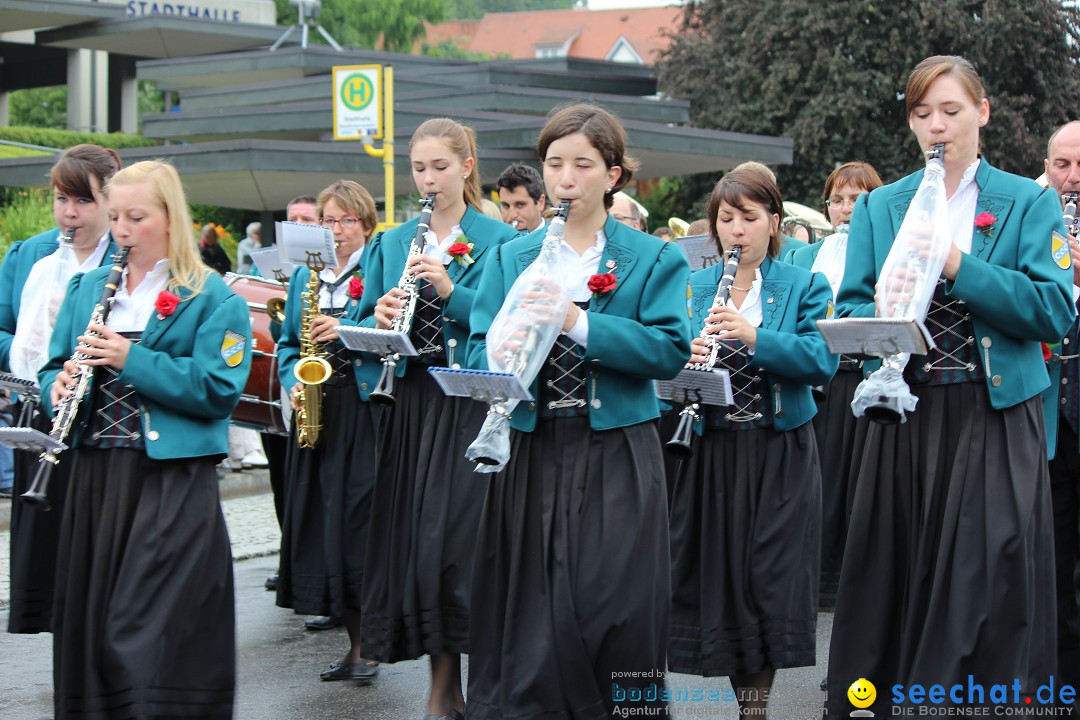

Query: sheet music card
<box><xmin>336</xmin><ymin>327</ymin><xmax>418</xmax><ymax>357</ymax></box>
<box><xmin>428</xmin><ymin>368</ymin><xmax>534</xmax><ymax>403</ymax></box>
<box><xmin>815</xmin><ymin>317</ymin><xmax>934</xmax><ymax>356</ymax></box>
<box><xmin>655</xmin><ymin>368</ymin><xmax>733</xmax><ymax>407</ymax></box>
<box><xmin>249</xmin><ymin>246</ymin><xmax>296</xmax><ymax>281</ymax></box>
<box><xmin>0</xmin><ymin>427</ymin><xmax>66</xmax><ymax>453</ymax></box>
<box><xmin>276</xmin><ymin>221</ymin><xmax>337</xmax><ymax>270</ymax></box>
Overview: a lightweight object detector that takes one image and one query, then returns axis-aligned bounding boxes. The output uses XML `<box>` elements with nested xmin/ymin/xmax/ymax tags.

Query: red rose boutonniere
<box><xmin>447</xmin><ymin>240</ymin><xmax>475</xmax><ymax>267</ymax></box>
<box><xmin>348</xmin><ymin>276</ymin><xmax>364</xmax><ymax>299</ymax></box>
<box><xmin>155</xmin><ymin>290</ymin><xmax>180</xmax><ymax>320</ymax></box>
<box><xmin>974</xmin><ymin>212</ymin><xmax>997</xmax><ymax>238</ymax></box>
<box><xmin>588</xmin><ymin>272</ymin><xmax>618</xmax><ymax>298</ymax></box>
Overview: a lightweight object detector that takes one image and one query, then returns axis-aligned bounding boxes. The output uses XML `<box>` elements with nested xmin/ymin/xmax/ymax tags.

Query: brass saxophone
<box><xmin>369</xmin><ymin>193</ymin><xmax>437</xmax><ymax>406</ymax></box>
<box><xmin>293</xmin><ymin>254</ymin><xmax>333</xmax><ymax>448</ymax></box>
<box><xmin>21</xmin><ymin>245</ymin><xmax>130</xmax><ymax>510</ymax></box>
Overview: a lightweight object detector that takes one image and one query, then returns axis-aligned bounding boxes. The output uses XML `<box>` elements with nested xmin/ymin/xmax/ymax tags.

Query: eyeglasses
<box><xmin>825</xmin><ymin>194</ymin><xmax>864</xmax><ymax>209</ymax></box>
<box><xmin>320</xmin><ymin>217</ymin><xmax>359</xmax><ymax>228</ymax></box>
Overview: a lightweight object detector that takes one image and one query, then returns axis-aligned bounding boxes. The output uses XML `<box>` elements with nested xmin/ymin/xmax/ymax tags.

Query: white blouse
<box><xmin>108</xmin><ymin>258</ymin><xmax>171</xmax><ymax>333</ymax></box>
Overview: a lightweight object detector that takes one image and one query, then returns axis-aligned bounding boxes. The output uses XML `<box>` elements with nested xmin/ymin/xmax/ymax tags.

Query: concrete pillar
<box><xmin>67</xmin><ymin>49</ymin><xmax>91</xmax><ymax>132</ymax></box>
<box><xmin>0</xmin><ymin>92</ymin><xmax>9</xmax><ymax>126</ymax></box>
<box><xmin>91</xmin><ymin>50</ymin><xmax>109</xmax><ymax>133</ymax></box>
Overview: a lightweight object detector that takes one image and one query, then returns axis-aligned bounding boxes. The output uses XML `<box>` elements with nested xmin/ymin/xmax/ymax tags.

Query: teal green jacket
<box><xmin>0</xmin><ymin>228</ymin><xmax>120</xmax><ymax>371</ymax></box>
<box><xmin>787</xmin><ymin>241</ymin><xmax>820</xmax><ymax>271</ymax></box>
<box><xmin>779</xmin><ymin>233</ymin><xmax>810</xmax><ymax>263</ymax></box>
<box><xmin>357</xmin><ymin>205</ymin><xmax>518</xmax><ymax>372</ymax></box>
<box><xmin>690</xmin><ymin>256</ymin><xmax>837</xmax><ymax>433</ymax></box>
<box><xmin>40</xmin><ymin>269</ymin><xmax>252</xmax><ymax>460</ymax></box>
<box><xmin>277</xmin><ymin>240</ymin><xmax>382</xmax><ymax>401</ymax></box>
<box><xmin>836</xmin><ymin>159</ymin><xmax>1074</xmax><ymax>409</ymax></box>
<box><xmin>467</xmin><ymin>216</ymin><xmax>692</xmax><ymax>432</ymax></box>
<box><xmin>789</xmin><ymin>238</ymin><xmax>881</xmax><ymax>376</ymax></box>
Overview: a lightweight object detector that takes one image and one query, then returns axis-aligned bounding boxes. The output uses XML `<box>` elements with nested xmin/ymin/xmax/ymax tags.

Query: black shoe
<box><xmin>0</xmin><ymin>488</ymin><xmax>12</xmax><ymax>499</ymax></box>
<box><xmin>820</xmin><ymin>676</ymin><xmax>828</xmax><ymax>692</ymax></box>
<box><xmin>320</xmin><ymin>660</ymin><xmax>378</xmax><ymax>682</ymax></box>
<box><xmin>264</xmin><ymin>575</ymin><xmax>278</xmax><ymax>591</ymax></box>
<box><xmin>304</xmin><ymin>615</ymin><xmax>341</xmax><ymax>631</ymax></box>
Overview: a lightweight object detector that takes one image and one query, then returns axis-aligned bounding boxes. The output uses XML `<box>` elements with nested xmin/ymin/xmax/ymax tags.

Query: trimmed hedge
<box><xmin>0</xmin><ymin>126</ymin><xmax>160</xmax><ymax>151</ymax></box>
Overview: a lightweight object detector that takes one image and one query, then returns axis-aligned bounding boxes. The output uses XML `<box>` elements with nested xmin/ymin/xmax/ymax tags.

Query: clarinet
<box><xmin>1064</xmin><ymin>192</ymin><xmax>1079</xmax><ymax>238</ymax></box>
<box><xmin>20</xmin><ymin>246</ymin><xmax>130</xmax><ymax>511</ymax></box>
<box><xmin>665</xmin><ymin>246</ymin><xmax>742</xmax><ymax>458</ymax></box>
<box><xmin>369</xmin><ymin>193</ymin><xmax>437</xmax><ymax>406</ymax></box>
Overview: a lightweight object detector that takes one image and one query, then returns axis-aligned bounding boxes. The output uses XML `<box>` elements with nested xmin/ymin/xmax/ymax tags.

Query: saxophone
<box><xmin>21</xmin><ymin>246</ymin><xmax>130</xmax><ymax>510</ymax></box>
<box><xmin>665</xmin><ymin>245</ymin><xmax>742</xmax><ymax>458</ymax></box>
<box><xmin>369</xmin><ymin>193</ymin><xmax>437</xmax><ymax>406</ymax></box>
<box><xmin>293</xmin><ymin>253</ymin><xmax>333</xmax><ymax>448</ymax></box>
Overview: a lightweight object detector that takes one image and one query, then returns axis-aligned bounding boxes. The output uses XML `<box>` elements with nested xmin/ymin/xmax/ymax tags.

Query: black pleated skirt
<box><xmin>361</xmin><ymin>363</ymin><xmax>487</xmax><ymax>661</ymax></box>
<box><xmin>668</xmin><ymin>421</ymin><xmax>820</xmax><ymax>677</ymax></box>
<box><xmin>8</xmin><ymin>409</ymin><xmax>71</xmax><ymax>633</ymax></box>
<box><xmin>812</xmin><ymin>368</ymin><xmax>864</xmax><ymax>609</ymax></box>
<box><xmin>467</xmin><ymin>418</ymin><xmax>671</xmax><ymax>720</ymax></box>
<box><xmin>54</xmin><ymin>448</ymin><xmax>235</xmax><ymax>720</ymax></box>
<box><xmin>275</xmin><ymin>382</ymin><xmax>381</xmax><ymax>617</ymax></box>
<box><xmin>825</xmin><ymin>383</ymin><xmax>1056</xmax><ymax>716</ymax></box>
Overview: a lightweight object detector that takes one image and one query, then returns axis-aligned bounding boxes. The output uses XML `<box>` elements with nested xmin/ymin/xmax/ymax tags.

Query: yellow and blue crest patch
<box><xmin>826</xmin><ymin>299</ymin><xmax>835</xmax><ymax>319</ymax></box>
<box><xmin>221</xmin><ymin>330</ymin><xmax>246</xmax><ymax>368</ymax></box>
<box><xmin>1052</xmin><ymin>231</ymin><xmax>1071</xmax><ymax>271</ymax></box>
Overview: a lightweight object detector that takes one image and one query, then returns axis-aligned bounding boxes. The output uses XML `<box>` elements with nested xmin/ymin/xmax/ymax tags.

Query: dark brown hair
<box><xmin>49</xmin><ymin>144</ymin><xmax>122</xmax><ymax>200</ymax></box>
<box><xmin>705</xmin><ymin>167</ymin><xmax>783</xmax><ymax>258</ymax></box>
<box><xmin>410</xmin><ymin>118</ymin><xmax>482</xmax><ymax>210</ymax></box>
<box><xmin>905</xmin><ymin>56</ymin><xmax>985</xmax><ymax>117</ymax></box>
<box><xmin>536</xmin><ymin>103</ymin><xmax>639</xmax><ymax>210</ymax></box>
<box><xmin>317</xmin><ymin>180</ymin><xmax>377</xmax><ymax>239</ymax></box>
<box><xmin>822</xmin><ymin>162</ymin><xmax>884</xmax><ymax>214</ymax></box>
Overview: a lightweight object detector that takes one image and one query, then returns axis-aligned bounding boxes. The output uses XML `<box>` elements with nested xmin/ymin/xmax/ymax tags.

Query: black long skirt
<box><xmin>361</xmin><ymin>364</ymin><xmax>487</xmax><ymax>661</ymax></box>
<box><xmin>825</xmin><ymin>383</ymin><xmax>1056</xmax><ymax>716</ymax></box>
<box><xmin>54</xmin><ymin>448</ymin><xmax>234</xmax><ymax>720</ymax></box>
<box><xmin>812</xmin><ymin>368</ymin><xmax>863</xmax><ymax>609</ymax></box>
<box><xmin>275</xmin><ymin>382</ymin><xmax>381</xmax><ymax>617</ymax></box>
<box><xmin>467</xmin><ymin>418</ymin><xmax>671</xmax><ymax>720</ymax></box>
<box><xmin>668</xmin><ymin>422</ymin><xmax>820</xmax><ymax>677</ymax></box>
<box><xmin>8</xmin><ymin>409</ymin><xmax>72</xmax><ymax>633</ymax></box>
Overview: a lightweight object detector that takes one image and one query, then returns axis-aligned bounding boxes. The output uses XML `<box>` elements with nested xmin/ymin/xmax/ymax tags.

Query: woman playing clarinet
<box><xmin>825</xmin><ymin>56</ymin><xmax>1073</xmax><ymax>715</ymax></box>
<box><xmin>40</xmin><ymin>160</ymin><xmax>251</xmax><ymax>719</ymax></box>
<box><xmin>358</xmin><ymin>118</ymin><xmax>517</xmax><ymax>719</ymax></box>
<box><xmin>0</xmin><ymin>144</ymin><xmax>121</xmax><ymax>634</ymax></box>
<box><xmin>667</xmin><ymin>167</ymin><xmax>836</xmax><ymax>717</ymax></box>
<box><xmin>466</xmin><ymin>103</ymin><xmax>692</xmax><ymax>718</ymax></box>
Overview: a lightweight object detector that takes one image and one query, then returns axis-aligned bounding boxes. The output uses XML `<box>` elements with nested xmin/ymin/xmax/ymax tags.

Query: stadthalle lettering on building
<box><xmin>94</xmin><ymin>0</ymin><xmax>276</xmax><ymax>25</ymax></box>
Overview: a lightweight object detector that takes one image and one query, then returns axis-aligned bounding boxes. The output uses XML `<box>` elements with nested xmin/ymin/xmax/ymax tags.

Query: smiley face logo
<box><xmin>848</xmin><ymin>678</ymin><xmax>876</xmax><ymax>709</ymax></box>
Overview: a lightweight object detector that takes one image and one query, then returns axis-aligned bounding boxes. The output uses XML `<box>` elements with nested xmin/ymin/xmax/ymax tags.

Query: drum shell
<box><xmin>225</xmin><ymin>273</ymin><xmax>287</xmax><ymax>435</ymax></box>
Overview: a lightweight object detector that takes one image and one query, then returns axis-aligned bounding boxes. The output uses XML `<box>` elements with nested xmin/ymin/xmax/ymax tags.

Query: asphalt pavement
<box><xmin>0</xmin><ymin>471</ymin><xmax>834</xmax><ymax>720</ymax></box>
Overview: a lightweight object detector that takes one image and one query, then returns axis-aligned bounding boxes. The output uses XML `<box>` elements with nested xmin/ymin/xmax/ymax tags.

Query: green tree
<box><xmin>10</xmin><ymin>87</ymin><xmax>67</xmax><ymax>129</ymax></box>
<box><xmin>444</xmin><ymin>0</ymin><xmax>573</xmax><ymax>19</ymax></box>
<box><xmin>273</xmin><ymin>0</ymin><xmax>446</xmax><ymax>51</ymax></box>
<box><xmin>657</xmin><ymin>0</ymin><xmax>1080</xmax><ymax>206</ymax></box>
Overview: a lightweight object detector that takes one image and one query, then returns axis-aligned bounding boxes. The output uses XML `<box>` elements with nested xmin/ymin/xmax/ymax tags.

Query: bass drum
<box><xmin>224</xmin><ymin>273</ymin><xmax>288</xmax><ymax>436</ymax></box>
